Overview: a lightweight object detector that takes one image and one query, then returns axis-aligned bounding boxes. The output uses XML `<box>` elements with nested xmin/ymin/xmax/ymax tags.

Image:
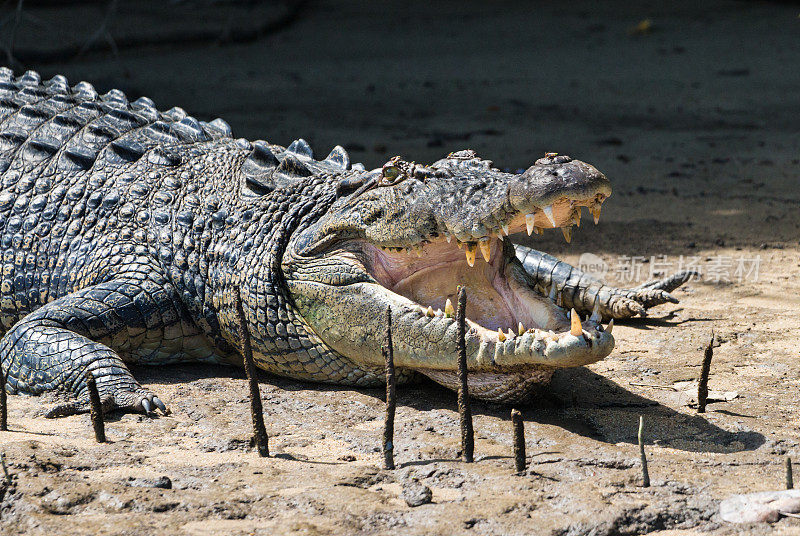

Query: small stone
<box><xmin>720</xmin><ymin>490</ymin><xmax>800</xmax><ymax>523</ymax></box>
<box><xmin>402</xmin><ymin>479</ymin><xmax>432</xmax><ymax>507</ymax></box>
<box><xmin>127</xmin><ymin>475</ymin><xmax>172</xmax><ymax>489</ymax></box>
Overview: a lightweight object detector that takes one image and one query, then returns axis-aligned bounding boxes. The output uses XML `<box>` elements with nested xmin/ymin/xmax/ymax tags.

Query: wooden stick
<box><xmin>697</xmin><ymin>331</ymin><xmax>714</xmax><ymax>413</ymax></box>
<box><xmin>235</xmin><ymin>289</ymin><xmax>269</xmax><ymax>457</ymax></box>
<box><xmin>511</xmin><ymin>409</ymin><xmax>525</xmax><ymax>474</ymax></box>
<box><xmin>86</xmin><ymin>372</ymin><xmax>106</xmax><ymax>443</ymax></box>
<box><xmin>0</xmin><ymin>451</ymin><xmax>10</xmax><ymax>486</ymax></box>
<box><xmin>456</xmin><ymin>286</ymin><xmax>474</xmax><ymax>463</ymax></box>
<box><xmin>383</xmin><ymin>306</ymin><xmax>396</xmax><ymax>470</ymax></box>
<box><xmin>787</xmin><ymin>457</ymin><xmax>794</xmax><ymax>490</ymax></box>
<box><xmin>0</xmin><ymin>368</ymin><xmax>7</xmax><ymax>432</ymax></box>
<box><xmin>638</xmin><ymin>415</ymin><xmax>650</xmax><ymax>487</ymax></box>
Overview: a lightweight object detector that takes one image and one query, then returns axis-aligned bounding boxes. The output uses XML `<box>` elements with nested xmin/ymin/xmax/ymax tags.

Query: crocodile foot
<box><xmin>45</xmin><ymin>387</ymin><xmax>169</xmax><ymax>418</ymax></box>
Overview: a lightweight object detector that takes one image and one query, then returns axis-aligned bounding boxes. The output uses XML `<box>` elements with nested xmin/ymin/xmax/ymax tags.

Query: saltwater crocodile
<box><xmin>0</xmin><ymin>69</ymin><xmax>693</xmax><ymax>414</ymax></box>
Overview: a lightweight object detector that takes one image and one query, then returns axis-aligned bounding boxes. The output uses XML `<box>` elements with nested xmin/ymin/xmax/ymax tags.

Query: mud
<box><xmin>1</xmin><ymin>0</ymin><xmax>799</xmax><ymax>534</ymax></box>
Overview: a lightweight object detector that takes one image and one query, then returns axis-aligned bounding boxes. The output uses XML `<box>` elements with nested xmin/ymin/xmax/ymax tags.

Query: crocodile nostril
<box><xmin>534</xmin><ymin>154</ymin><xmax>572</xmax><ymax>165</ymax></box>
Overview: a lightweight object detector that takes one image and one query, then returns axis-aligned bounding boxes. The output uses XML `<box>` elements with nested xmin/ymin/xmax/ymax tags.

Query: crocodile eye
<box><xmin>381</xmin><ymin>165</ymin><xmax>401</xmax><ymax>184</ymax></box>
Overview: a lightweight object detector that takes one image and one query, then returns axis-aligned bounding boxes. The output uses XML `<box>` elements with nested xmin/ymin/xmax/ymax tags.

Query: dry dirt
<box><xmin>1</xmin><ymin>0</ymin><xmax>799</xmax><ymax>534</ymax></box>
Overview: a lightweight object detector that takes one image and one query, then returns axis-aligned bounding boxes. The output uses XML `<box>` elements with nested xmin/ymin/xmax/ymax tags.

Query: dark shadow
<box><xmin>137</xmin><ymin>362</ymin><xmax>764</xmax><ymax>455</ymax></box>
<box><xmin>618</xmin><ymin>314</ymin><xmax>718</xmax><ymax>329</ymax></box>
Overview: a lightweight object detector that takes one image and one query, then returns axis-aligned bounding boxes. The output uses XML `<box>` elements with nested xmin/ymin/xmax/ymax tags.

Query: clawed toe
<box><xmin>134</xmin><ymin>392</ymin><xmax>169</xmax><ymax>415</ymax></box>
<box><xmin>152</xmin><ymin>396</ymin><xmax>168</xmax><ymax>413</ymax></box>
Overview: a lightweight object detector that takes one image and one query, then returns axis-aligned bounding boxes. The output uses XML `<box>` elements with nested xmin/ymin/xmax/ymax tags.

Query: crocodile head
<box><xmin>282</xmin><ymin>150</ymin><xmax>613</xmax><ymax>401</ymax></box>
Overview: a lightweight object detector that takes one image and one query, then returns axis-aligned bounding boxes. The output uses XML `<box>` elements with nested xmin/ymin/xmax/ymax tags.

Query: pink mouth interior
<box><xmin>365</xmin><ymin>239</ymin><xmax>546</xmax><ymax>332</ymax></box>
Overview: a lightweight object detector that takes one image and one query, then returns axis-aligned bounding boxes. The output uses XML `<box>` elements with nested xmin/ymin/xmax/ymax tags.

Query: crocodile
<box><xmin>0</xmin><ymin>69</ymin><xmax>694</xmax><ymax>414</ymax></box>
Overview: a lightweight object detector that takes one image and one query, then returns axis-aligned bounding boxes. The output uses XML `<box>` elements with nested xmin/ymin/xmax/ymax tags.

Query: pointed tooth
<box><xmin>414</xmin><ymin>245</ymin><xmax>424</xmax><ymax>257</ymax></box>
<box><xmin>479</xmin><ymin>237</ymin><xmax>491</xmax><ymax>262</ymax></box>
<box><xmin>534</xmin><ymin>226</ymin><xmax>543</xmax><ymax>235</ymax></box>
<box><xmin>465</xmin><ymin>243</ymin><xmax>477</xmax><ymax>267</ymax></box>
<box><xmin>561</xmin><ymin>226</ymin><xmax>573</xmax><ymax>243</ymax></box>
<box><xmin>590</xmin><ymin>302</ymin><xmax>602</xmax><ymax>323</ymax></box>
<box><xmin>518</xmin><ymin>322</ymin><xmax>525</xmax><ymax>336</ymax></box>
<box><xmin>498</xmin><ymin>329</ymin><xmax>506</xmax><ymax>342</ymax></box>
<box><xmin>507</xmin><ymin>328</ymin><xmax>515</xmax><ymax>339</ymax></box>
<box><xmin>570</xmin><ymin>309</ymin><xmax>582</xmax><ymax>336</ymax></box>
<box><xmin>445</xmin><ymin>232</ymin><xmax>452</xmax><ymax>243</ymax></box>
<box><xmin>606</xmin><ymin>318</ymin><xmax>614</xmax><ymax>334</ymax></box>
<box><xmin>542</xmin><ymin>205</ymin><xmax>556</xmax><ymax>227</ymax></box>
<box><xmin>444</xmin><ymin>298</ymin><xmax>455</xmax><ymax>318</ymax></box>
<box><xmin>456</xmin><ymin>241</ymin><xmax>463</xmax><ymax>250</ymax></box>
<box><xmin>502</xmin><ymin>223</ymin><xmax>510</xmax><ymax>236</ymax></box>
<box><xmin>591</xmin><ymin>205</ymin><xmax>602</xmax><ymax>225</ymax></box>
<box><xmin>574</xmin><ymin>210</ymin><xmax>581</xmax><ymax>227</ymax></box>
<box><xmin>525</xmin><ymin>213</ymin><xmax>535</xmax><ymax>235</ymax></box>
<box><xmin>426</xmin><ymin>306</ymin><xmax>435</xmax><ymax>317</ymax></box>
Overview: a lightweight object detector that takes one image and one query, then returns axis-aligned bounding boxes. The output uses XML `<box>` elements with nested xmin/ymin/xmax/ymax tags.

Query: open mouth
<box><xmin>340</xmin><ymin>192</ymin><xmax>615</xmax><ymax>400</ymax></box>
<box><xmin>365</xmin><ymin>193</ymin><xmax>612</xmax><ymax>341</ymax></box>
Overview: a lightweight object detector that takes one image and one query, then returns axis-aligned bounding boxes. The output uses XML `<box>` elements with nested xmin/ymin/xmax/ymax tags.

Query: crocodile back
<box><xmin>0</xmin><ymin>68</ymin><xmax>232</xmax><ymax>181</ymax></box>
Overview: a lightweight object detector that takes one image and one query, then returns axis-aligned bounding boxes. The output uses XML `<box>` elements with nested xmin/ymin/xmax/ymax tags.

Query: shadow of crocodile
<box><xmin>136</xmin><ymin>361</ymin><xmax>764</xmax><ymax>455</ymax></box>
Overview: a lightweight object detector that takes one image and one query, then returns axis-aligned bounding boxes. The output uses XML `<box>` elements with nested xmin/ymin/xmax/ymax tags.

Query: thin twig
<box><xmin>235</xmin><ymin>288</ymin><xmax>269</xmax><ymax>458</ymax></box>
<box><xmin>638</xmin><ymin>415</ymin><xmax>650</xmax><ymax>487</ymax></box>
<box><xmin>456</xmin><ymin>286</ymin><xmax>473</xmax><ymax>463</ymax></box>
<box><xmin>86</xmin><ymin>372</ymin><xmax>106</xmax><ymax>443</ymax></box>
<box><xmin>0</xmin><ymin>367</ymin><xmax>7</xmax><ymax>432</ymax></box>
<box><xmin>382</xmin><ymin>306</ymin><xmax>396</xmax><ymax>470</ymax></box>
<box><xmin>697</xmin><ymin>331</ymin><xmax>714</xmax><ymax>413</ymax></box>
<box><xmin>787</xmin><ymin>457</ymin><xmax>794</xmax><ymax>490</ymax></box>
<box><xmin>511</xmin><ymin>408</ymin><xmax>525</xmax><ymax>474</ymax></box>
<box><xmin>0</xmin><ymin>451</ymin><xmax>10</xmax><ymax>486</ymax></box>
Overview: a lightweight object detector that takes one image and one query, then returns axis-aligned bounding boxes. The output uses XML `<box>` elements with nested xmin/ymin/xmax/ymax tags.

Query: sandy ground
<box><xmin>1</xmin><ymin>0</ymin><xmax>800</xmax><ymax>534</ymax></box>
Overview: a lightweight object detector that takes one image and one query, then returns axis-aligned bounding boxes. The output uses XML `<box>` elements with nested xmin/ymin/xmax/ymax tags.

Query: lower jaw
<box><xmin>417</xmin><ymin>367</ymin><xmax>555</xmax><ymax>403</ymax></box>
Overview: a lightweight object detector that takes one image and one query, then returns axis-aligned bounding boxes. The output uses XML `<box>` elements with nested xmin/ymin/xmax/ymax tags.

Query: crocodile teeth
<box><xmin>574</xmin><ymin>211</ymin><xmax>581</xmax><ymax>227</ymax></box>
<box><xmin>561</xmin><ymin>226</ymin><xmax>573</xmax><ymax>243</ymax></box>
<box><xmin>502</xmin><ymin>224</ymin><xmax>510</xmax><ymax>236</ymax></box>
<box><xmin>570</xmin><ymin>309</ymin><xmax>582</xmax><ymax>336</ymax></box>
<box><xmin>465</xmin><ymin>243</ymin><xmax>477</xmax><ymax>267</ymax></box>
<box><xmin>444</xmin><ymin>232</ymin><xmax>452</xmax><ymax>243</ymax></box>
<box><xmin>498</xmin><ymin>329</ymin><xmax>506</xmax><ymax>342</ymax></box>
<box><xmin>426</xmin><ymin>306</ymin><xmax>435</xmax><ymax>317</ymax></box>
<box><xmin>444</xmin><ymin>298</ymin><xmax>454</xmax><ymax>318</ymax></box>
<box><xmin>525</xmin><ymin>213</ymin><xmax>535</xmax><ymax>236</ymax></box>
<box><xmin>542</xmin><ymin>205</ymin><xmax>556</xmax><ymax>227</ymax></box>
<box><xmin>591</xmin><ymin>205</ymin><xmax>602</xmax><ymax>225</ymax></box>
<box><xmin>479</xmin><ymin>238</ymin><xmax>491</xmax><ymax>262</ymax></box>
<box><xmin>518</xmin><ymin>322</ymin><xmax>525</xmax><ymax>336</ymax></box>
<box><xmin>507</xmin><ymin>328</ymin><xmax>515</xmax><ymax>339</ymax></box>
<box><xmin>590</xmin><ymin>302</ymin><xmax>602</xmax><ymax>323</ymax></box>
<box><xmin>606</xmin><ymin>319</ymin><xmax>614</xmax><ymax>334</ymax></box>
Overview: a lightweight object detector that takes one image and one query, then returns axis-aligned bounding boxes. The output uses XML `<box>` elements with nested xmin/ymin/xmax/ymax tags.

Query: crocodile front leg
<box><xmin>0</xmin><ymin>275</ymin><xmax>204</xmax><ymax>417</ymax></box>
<box><xmin>514</xmin><ymin>245</ymin><xmax>696</xmax><ymax>320</ymax></box>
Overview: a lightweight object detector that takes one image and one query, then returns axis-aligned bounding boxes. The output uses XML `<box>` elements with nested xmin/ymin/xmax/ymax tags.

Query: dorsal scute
<box><xmin>324</xmin><ymin>145</ymin><xmax>350</xmax><ymax>170</ymax></box>
<box><xmin>286</xmin><ymin>138</ymin><xmax>313</xmax><ymax>159</ymax></box>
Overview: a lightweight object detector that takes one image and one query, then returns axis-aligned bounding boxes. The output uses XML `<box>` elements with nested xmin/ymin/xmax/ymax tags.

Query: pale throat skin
<box><xmin>0</xmin><ymin>70</ymin><xmax>694</xmax><ymax>414</ymax></box>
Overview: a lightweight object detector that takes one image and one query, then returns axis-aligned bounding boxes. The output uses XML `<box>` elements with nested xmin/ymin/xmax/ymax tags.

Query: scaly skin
<box><xmin>0</xmin><ymin>69</ymin><xmax>692</xmax><ymax>412</ymax></box>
